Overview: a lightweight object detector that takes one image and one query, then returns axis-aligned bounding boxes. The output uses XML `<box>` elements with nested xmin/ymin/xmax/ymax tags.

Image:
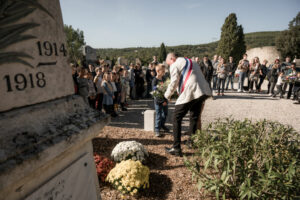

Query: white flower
<box><xmin>111</xmin><ymin>141</ymin><xmax>149</xmax><ymax>162</ymax></box>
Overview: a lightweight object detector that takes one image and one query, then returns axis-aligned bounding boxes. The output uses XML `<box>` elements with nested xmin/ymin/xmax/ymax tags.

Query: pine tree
<box><xmin>158</xmin><ymin>43</ymin><xmax>167</xmax><ymax>63</ymax></box>
<box><xmin>217</xmin><ymin>13</ymin><xmax>246</xmax><ymax>62</ymax></box>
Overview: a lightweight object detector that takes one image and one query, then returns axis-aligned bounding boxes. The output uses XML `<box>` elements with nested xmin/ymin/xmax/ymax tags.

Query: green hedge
<box><xmin>185</xmin><ymin>119</ymin><xmax>300</xmax><ymax>200</ymax></box>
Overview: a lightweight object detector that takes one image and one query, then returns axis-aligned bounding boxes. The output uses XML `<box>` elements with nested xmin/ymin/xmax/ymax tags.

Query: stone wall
<box><xmin>246</xmin><ymin>46</ymin><xmax>281</xmax><ymax>64</ymax></box>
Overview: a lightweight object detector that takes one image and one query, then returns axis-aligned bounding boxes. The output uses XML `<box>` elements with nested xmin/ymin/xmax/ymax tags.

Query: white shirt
<box><xmin>164</xmin><ymin>57</ymin><xmax>212</xmax><ymax>105</ymax></box>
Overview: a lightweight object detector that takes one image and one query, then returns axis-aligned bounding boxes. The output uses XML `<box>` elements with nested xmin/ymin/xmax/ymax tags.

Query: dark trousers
<box><xmin>258</xmin><ymin>76</ymin><xmax>265</xmax><ymax>90</ymax></box>
<box><xmin>269</xmin><ymin>82</ymin><xmax>276</xmax><ymax>94</ymax></box>
<box><xmin>88</xmin><ymin>97</ymin><xmax>96</xmax><ymax>109</ymax></box>
<box><xmin>173</xmin><ymin>96</ymin><xmax>207</xmax><ymax>150</ymax></box>
<box><xmin>212</xmin><ymin>75</ymin><xmax>218</xmax><ymax>90</ymax></box>
<box><xmin>146</xmin><ymin>82</ymin><xmax>152</xmax><ymax>98</ymax></box>
<box><xmin>287</xmin><ymin>83</ymin><xmax>293</xmax><ymax>99</ymax></box>
<box><xmin>249</xmin><ymin>79</ymin><xmax>258</xmax><ymax>91</ymax></box>
<box><xmin>273</xmin><ymin>84</ymin><xmax>283</xmax><ymax>97</ymax></box>
<box><xmin>95</xmin><ymin>93</ymin><xmax>103</xmax><ymax>111</ymax></box>
<box><xmin>217</xmin><ymin>78</ymin><xmax>226</xmax><ymax>94</ymax></box>
<box><xmin>206</xmin><ymin>77</ymin><xmax>212</xmax><ymax>90</ymax></box>
<box><xmin>225</xmin><ymin>75</ymin><xmax>234</xmax><ymax>90</ymax></box>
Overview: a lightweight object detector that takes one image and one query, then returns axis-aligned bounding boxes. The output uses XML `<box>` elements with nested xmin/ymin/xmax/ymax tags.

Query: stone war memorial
<box><xmin>0</xmin><ymin>0</ymin><xmax>109</xmax><ymax>199</ymax></box>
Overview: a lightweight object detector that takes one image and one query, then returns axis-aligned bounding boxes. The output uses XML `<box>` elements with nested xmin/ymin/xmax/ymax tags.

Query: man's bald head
<box><xmin>166</xmin><ymin>52</ymin><xmax>178</xmax><ymax>66</ymax></box>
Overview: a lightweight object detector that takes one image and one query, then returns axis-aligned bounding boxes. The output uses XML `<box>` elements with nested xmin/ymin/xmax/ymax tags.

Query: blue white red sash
<box><xmin>178</xmin><ymin>58</ymin><xmax>193</xmax><ymax>94</ymax></box>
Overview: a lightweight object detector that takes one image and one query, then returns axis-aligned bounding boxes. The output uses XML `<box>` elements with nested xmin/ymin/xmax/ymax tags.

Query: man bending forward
<box><xmin>164</xmin><ymin>53</ymin><xmax>212</xmax><ymax>156</ymax></box>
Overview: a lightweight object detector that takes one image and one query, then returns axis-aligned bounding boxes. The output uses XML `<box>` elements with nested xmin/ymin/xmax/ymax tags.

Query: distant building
<box><xmin>82</xmin><ymin>45</ymin><xmax>97</xmax><ymax>64</ymax></box>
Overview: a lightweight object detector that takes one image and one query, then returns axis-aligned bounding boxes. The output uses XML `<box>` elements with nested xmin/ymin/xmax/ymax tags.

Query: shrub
<box><xmin>185</xmin><ymin>118</ymin><xmax>300</xmax><ymax>199</ymax></box>
<box><xmin>106</xmin><ymin>160</ymin><xmax>150</xmax><ymax>196</ymax></box>
<box><xmin>94</xmin><ymin>153</ymin><xmax>115</xmax><ymax>182</ymax></box>
<box><xmin>111</xmin><ymin>141</ymin><xmax>149</xmax><ymax>163</ymax></box>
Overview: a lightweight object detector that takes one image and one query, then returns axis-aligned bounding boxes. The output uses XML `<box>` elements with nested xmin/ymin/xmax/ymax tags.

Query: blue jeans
<box><xmin>154</xmin><ymin>103</ymin><xmax>168</xmax><ymax>132</ymax></box>
<box><xmin>212</xmin><ymin>75</ymin><xmax>218</xmax><ymax>90</ymax></box>
<box><xmin>238</xmin><ymin>72</ymin><xmax>246</xmax><ymax>90</ymax></box>
<box><xmin>226</xmin><ymin>75</ymin><xmax>234</xmax><ymax>90</ymax></box>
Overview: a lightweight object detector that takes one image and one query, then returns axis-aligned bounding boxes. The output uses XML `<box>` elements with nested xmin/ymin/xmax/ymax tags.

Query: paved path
<box><xmin>109</xmin><ymin>84</ymin><xmax>300</xmax><ymax>133</ymax></box>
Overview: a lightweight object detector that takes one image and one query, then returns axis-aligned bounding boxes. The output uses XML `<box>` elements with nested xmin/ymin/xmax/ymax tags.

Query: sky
<box><xmin>60</xmin><ymin>0</ymin><xmax>300</xmax><ymax>48</ymax></box>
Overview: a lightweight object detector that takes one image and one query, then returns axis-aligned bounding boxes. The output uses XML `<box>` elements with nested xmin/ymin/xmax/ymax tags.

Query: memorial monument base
<box><xmin>0</xmin><ymin>95</ymin><xmax>109</xmax><ymax>200</ymax></box>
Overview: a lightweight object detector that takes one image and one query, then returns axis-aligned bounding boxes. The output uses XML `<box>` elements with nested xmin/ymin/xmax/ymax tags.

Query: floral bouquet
<box><xmin>94</xmin><ymin>153</ymin><xmax>115</xmax><ymax>182</ymax></box>
<box><xmin>106</xmin><ymin>160</ymin><xmax>150</xmax><ymax>196</ymax></box>
<box><xmin>111</xmin><ymin>141</ymin><xmax>149</xmax><ymax>163</ymax></box>
<box><xmin>151</xmin><ymin>78</ymin><xmax>178</xmax><ymax>99</ymax></box>
<box><xmin>283</xmin><ymin>75</ymin><xmax>298</xmax><ymax>83</ymax></box>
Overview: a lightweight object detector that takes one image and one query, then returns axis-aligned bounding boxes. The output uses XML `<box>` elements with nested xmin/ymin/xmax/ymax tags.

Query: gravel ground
<box><xmin>93</xmin><ymin>81</ymin><xmax>299</xmax><ymax>200</ymax></box>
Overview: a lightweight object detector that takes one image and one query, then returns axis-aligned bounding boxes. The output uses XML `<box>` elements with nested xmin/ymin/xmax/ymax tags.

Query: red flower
<box><xmin>94</xmin><ymin>153</ymin><xmax>115</xmax><ymax>182</ymax></box>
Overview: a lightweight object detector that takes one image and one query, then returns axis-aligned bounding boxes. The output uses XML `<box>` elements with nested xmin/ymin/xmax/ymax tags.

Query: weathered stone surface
<box><xmin>0</xmin><ymin>0</ymin><xmax>74</xmax><ymax>112</ymax></box>
<box><xmin>24</xmin><ymin>153</ymin><xmax>98</xmax><ymax>200</ymax></box>
<box><xmin>246</xmin><ymin>46</ymin><xmax>281</xmax><ymax>63</ymax></box>
<box><xmin>144</xmin><ymin>110</ymin><xmax>155</xmax><ymax>131</ymax></box>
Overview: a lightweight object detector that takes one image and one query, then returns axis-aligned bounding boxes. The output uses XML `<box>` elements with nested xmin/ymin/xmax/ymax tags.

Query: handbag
<box><xmin>218</xmin><ymin>73</ymin><xmax>226</xmax><ymax>79</ymax></box>
<box><xmin>235</xmin><ymin>69</ymin><xmax>241</xmax><ymax>77</ymax></box>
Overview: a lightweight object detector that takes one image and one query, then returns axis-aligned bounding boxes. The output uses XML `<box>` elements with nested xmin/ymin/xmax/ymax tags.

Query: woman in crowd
<box><xmin>237</xmin><ymin>54</ymin><xmax>250</xmax><ymax>93</ymax></box>
<box><xmin>119</xmin><ymin>68</ymin><xmax>129</xmax><ymax>111</ymax></box>
<box><xmin>269</xmin><ymin>59</ymin><xmax>280</xmax><ymax>95</ymax></box>
<box><xmin>77</xmin><ymin>67</ymin><xmax>89</xmax><ymax>104</ymax></box>
<box><xmin>258</xmin><ymin>59</ymin><xmax>268</xmax><ymax>93</ymax></box>
<box><xmin>110</xmin><ymin>73</ymin><xmax>118</xmax><ymax>112</ymax></box>
<box><xmin>94</xmin><ymin>67</ymin><xmax>103</xmax><ymax>112</ymax></box>
<box><xmin>249</xmin><ymin>57</ymin><xmax>261</xmax><ymax>93</ymax></box>
<box><xmin>102</xmin><ymin>72</ymin><xmax>118</xmax><ymax>117</ymax></box>
<box><xmin>217</xmin><ymin>57</ymin><xmax>228</xmax><ymax>96</ymax></box>
<box><xmin>87</xmin><ymin>72</ymin><xmax>97</xmax><ymax>108</ymax></box>
<box><xmin>134</xmin><ymin>64</ymin><xmax>145</xmax><ymax>99</ymax></box>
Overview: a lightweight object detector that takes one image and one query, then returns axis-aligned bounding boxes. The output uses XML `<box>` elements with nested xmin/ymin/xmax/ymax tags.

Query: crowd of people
<box><xmin>70</xmin><ymin>54</ymin><xmax>300</xmax><ymax>119</ymax></box>
<box><xmin>197</xmin><ymin>54</ymin><xmax>300</xmax><ymax>100</ymax></box>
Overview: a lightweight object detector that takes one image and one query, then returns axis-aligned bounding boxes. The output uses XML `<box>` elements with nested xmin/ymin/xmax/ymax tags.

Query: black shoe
<box><xmin>161</xmin><ymin>126</ymin><xmax>170</xmax><ymax>133</ymax></box>
<box><xmin>155</xmin><ymin>132</ymin><xmax>162</xmax><ymax>137</ymax></box>
<box><xmin>165</xmin><ymin>147</ymin><xmax>182</xmax><ymax>157</ymax></box>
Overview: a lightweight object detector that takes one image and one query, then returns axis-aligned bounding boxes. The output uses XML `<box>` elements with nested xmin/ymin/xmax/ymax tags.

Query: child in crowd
<box><xmin>152</xmin><ymin>64</ymin><xmax>169</xmax><ymax>137</ymax></box>
<box><xmin>87</xmin><ymin>72</ymin><xmax>97</xmax><ymax>108</ymax></box>
<box><xmin>102</xmin><ymin>72</ymin><xmax>118</xmax><ymax>117</ymax></box>
<box><xmin>272</xmin><ymin>71</ymin><xmax>284</xmax><ymax>98</ymax></box>
<box><xmin>94</xmin><ymin>67</ymin><xmax>103</xmax><ymax>112</ymax></box>
<box><xmin>120</xmin><ymin>68</ymin><xmax>129</xmax><ymax>111</ymax></box>
<box><xmin>110</xmin><ymin>73</ymin><xmax>118</xmax><ymax>112</ymax></box>
<box><xmin>77</xmin><ymin>67</ymin><xmax>89</xmax><ymax>104</ymax></box>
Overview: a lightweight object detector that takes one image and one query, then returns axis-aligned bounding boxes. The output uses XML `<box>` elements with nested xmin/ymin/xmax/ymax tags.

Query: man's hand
<box><xmin>163</xmin><ymin>102</ymin><xmax>167</xmax><ymax>106</ymax></box>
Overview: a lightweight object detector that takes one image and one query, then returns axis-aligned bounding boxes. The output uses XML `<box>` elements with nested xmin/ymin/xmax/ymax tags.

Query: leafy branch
<box><xmin>0</xmin><ymin>0</ymin><xmax>54</xmax><ymax>68</ymax></box>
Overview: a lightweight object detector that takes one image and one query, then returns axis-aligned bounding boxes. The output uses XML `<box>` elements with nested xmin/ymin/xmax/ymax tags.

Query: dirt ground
<box><xmin>93</xmin><ymin>86</ymin><xmax>300</xmax><ymax>200</ymax></box>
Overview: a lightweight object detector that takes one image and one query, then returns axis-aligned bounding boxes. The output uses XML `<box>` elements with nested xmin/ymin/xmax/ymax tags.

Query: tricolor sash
<box><xmin>178</xmin><ymin>58</ymin><xmax>193</xmax><ymax>94</ymax></box>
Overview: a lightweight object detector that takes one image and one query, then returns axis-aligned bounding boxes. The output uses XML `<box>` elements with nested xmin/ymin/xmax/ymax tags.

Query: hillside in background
<box><xmin>97</xmin><ymin>31</ymin><xmax>281</xmax><ymax>64</ymax></box>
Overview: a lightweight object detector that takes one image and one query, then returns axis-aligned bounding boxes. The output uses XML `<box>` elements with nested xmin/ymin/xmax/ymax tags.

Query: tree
<box><xmin>232</xmin><ymin>25</ymin><xmax>246</xmax><ymax>62</ymax></box>
<box><xmin>276</xmin><ymin>12</ymin><xmax>300</xmax><ymax>59</ymax></box>
<box><xmin>217</xmin><ymin>13</ymin><xmax>246</xmax><ymax>62</ymax></box>
<box><xmin>64</xmin><ymin>25</ymin><xmax>86</xmax><ymax>64</ymax></box>
<box><xmin>158</xmin><ymin>42</ymin><xmax>167</xmax><ymax>63</ymax></box>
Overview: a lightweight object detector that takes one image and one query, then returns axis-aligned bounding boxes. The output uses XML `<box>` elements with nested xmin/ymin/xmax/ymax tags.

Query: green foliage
<box><xmin>185</xmin><ymin>118</ymin><xmax>300</xmax><ymax>200</ymax></box>
<box><xmin>217</xmin><ymin>13</ymin><xmax>246</xmax><ymax>62</ymax></box>
<box><xmin>96</xmin><ymin>31</ymin><xmax>281</xmax><ymax>65</ymax></box>
<box><xmin>64</xmin><ymin>24</ymin><xmax>86</xmax><ymax>64</ymax></box>
<box><xmin>0</xmin><ymin>0</ymin><xmax>53</xmax><ymax>68</ymax></box>
<box><xmin>276</xmin><ymin>12</ymin><xmax>300</xmax><ymax>59</ymax></box>
<box><xmin>245</xmin><ymin>31</ymin><xmax>280</xmax><ymax>49</ymax></box>
<box><xmin>158</xmin><ymin>42</ymin><xmax>167</xmax><ymax>63</ymax></box>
